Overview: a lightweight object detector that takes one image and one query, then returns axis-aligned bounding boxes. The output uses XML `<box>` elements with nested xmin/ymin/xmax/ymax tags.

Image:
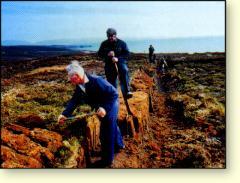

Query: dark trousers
<box><xmin>100</xmin><ymin>100</ymin><xmax>124</xmax><ymax>165</ymax></box>
<box><xmin>149</xmin><ymin>53</ymin><xmax>155</xmax><ymax>63</ymax></box>
<box><xmin>105</xmin><ymin>62</ymin><xmax>131</xmax><ymax>97</ymax></box>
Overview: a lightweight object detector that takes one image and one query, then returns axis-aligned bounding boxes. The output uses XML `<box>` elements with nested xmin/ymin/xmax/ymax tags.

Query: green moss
<box><xmin>55</xmin><ymin>136</ymin><xmax>84</xmax><ymax>168</ymax></box>
<box><xmin>1</xmin><ymin>81</ymin><xmax>91</xmax><ymax>127</ymax></box>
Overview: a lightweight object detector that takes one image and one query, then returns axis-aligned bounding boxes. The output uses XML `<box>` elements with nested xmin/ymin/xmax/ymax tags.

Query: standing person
<box><xmin>58</xmin><ymin>60</ymin><xmax>124</xmax><ymax>167</ymax></box>
<box><xmin>98</xmin><ymin>28</ymin><xmax>133</xmax><ymax>98</ymax></box>
<box><xmin>149</xmin><ymin>45</ymin><xmax>155</xmax><ymax>63</ymax></box>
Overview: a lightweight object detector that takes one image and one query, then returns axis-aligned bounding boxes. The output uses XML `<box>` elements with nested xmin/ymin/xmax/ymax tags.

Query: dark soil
<box><xmin>1</xmin><ymin>52</ymin><xmax>225</xmax><ymax>168</ymax></box>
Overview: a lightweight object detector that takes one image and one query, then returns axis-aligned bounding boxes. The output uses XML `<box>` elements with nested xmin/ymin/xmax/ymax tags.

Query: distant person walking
<box><xmin>149</xmin><ymin>45</ymin><xmax>155</xmax><ymax>63</ymax></box>
<box><xmin>98</xmin><ymin>28</ymin><xmax>133</xmax><ymax>98</ymax></box>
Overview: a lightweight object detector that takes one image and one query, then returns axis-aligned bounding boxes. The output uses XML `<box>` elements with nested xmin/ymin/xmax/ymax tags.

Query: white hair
<box><xmin>66</xmin><ymin>60</ymin><xmax>85</xmax><ymax>78</ymax></box>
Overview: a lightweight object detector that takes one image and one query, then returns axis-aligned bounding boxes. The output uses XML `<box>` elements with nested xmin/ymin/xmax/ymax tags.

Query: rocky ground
<box><xmin>1</xmin><ymin>52</ymin><xmax>225</xmax><ymax>168</ymax></box>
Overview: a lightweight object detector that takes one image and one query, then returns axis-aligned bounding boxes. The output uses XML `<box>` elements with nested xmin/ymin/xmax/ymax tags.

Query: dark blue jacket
<box><xmin>98</xmin><ymin>38</ymin><xmax>130</xmax><ymax>65</ymax></box>
<box><xmin>62</xmin><ymin>74</ymin><xmax>118</xmax><ymax>117</ymax></box>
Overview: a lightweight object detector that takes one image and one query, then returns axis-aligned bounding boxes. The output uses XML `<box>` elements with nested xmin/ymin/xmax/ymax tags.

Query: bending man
<box><xmin>58</xmin><ymin>60</ymin><xmax>124</xmax><ymax>167</ymax></box>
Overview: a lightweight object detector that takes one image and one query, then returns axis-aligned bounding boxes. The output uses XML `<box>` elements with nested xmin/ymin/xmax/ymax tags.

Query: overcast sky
<box><xmin>1</xmin><ymin>1</ymin><xmax>225</xmax><ymax>43</ymax></box>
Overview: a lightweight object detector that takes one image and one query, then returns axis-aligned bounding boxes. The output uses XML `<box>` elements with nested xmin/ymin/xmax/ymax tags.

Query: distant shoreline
<box><xmin>2</xmin><ymin>36</ymin><xmax>224</xmax><ymax>54</ymax></box>
<box><xmin>1</xmin><ymin>44</ymin><xmax>225</xmax><ymax>63</ymax></box>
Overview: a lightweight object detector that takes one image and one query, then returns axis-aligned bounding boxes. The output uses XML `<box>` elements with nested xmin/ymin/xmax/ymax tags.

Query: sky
<box><xmin>1</xmin><ymin>1</ymin><xmax>225</xmax><ymax>44</ymax></box>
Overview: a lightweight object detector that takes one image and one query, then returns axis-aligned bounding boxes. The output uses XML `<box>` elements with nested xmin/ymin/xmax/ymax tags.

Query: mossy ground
<box><xmin>1</xmin><ymin>53</ymin><xmax>225</xmax><ymax>168</ymax></box>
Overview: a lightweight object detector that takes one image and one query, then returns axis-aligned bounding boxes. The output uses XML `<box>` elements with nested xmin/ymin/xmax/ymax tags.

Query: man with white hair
<box><xmin>98</xmin><ymin>28</ymin><xmax>133</xmax><ymax>98</ymax></box>
<box><xmin>58</xmin><ymin>60</ymin><xmax>124</xmax><ymax>167</ymax></box>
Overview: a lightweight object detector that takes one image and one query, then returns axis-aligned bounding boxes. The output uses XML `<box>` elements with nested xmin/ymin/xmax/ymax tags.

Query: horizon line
<box><xmin>2</xmin><ymin>35</ymin><xmax>224</xmax><ymax>46</ymax></box>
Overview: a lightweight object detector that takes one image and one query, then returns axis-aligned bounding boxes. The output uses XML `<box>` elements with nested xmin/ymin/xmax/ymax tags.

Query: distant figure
<box><xmin>149</xmin><ymin>45</ymin><xmax>155</xmax><ymax>63</ymax></box>
<box><xmin>157</xmin><ymin>56</ymin><xmax>168</xmax><ymax>74</ymax></box>
<box><xmin>98</xmin><ymin>28</ymin><xmax>133</xmax><ymax>98</ymax></box>
<box><xmin>165</xmin><ymin>55</ymin><xmax>173</xmax><ymax>68</ymax></box>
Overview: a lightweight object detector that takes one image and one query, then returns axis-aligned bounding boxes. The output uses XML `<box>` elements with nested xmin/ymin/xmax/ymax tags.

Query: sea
<box><xmin>1</xmin><ymin>36</ymin><xmax>225</xmax><ymax>62</ymax></box>
<box><xmin>71</xmin><ymin>36</ymin><xmax>225</xmax><ymax>53</ymax></box>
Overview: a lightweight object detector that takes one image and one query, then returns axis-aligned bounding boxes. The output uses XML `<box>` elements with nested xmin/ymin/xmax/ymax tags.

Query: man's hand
<box><xmin>57</xmin><ymin>114</ymin><xmax>67</xmax><ymax>125</ymax></box>
<box><xmin>97</xmin><ymin>107</ymin><xmax>106</xmax><ymax>118</ymax></box>
<box><xmin>108</xmin><ymin>51</ymin><xmax>115</xmax><ymax>57</ymax></box>
<box><xmin>112</xmin><ymin>57</ymin><xmax>118</xmax><ymax>63</ymax></box>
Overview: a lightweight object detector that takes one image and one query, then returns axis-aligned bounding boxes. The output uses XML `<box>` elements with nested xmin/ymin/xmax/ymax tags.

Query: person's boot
<box><xmin>126</xmin><ymin>91</ymin><xmax>133</xmax><ymax>99</ymax></box>
<box><xmin>115</xmin><ymin>145</ymin><xmax>125</xmax><ymax>154</ymax></box>
<box><xmin>90</xmin><ymin>159</ymin><xmax>112</xmax><ymax>168</ymax></box>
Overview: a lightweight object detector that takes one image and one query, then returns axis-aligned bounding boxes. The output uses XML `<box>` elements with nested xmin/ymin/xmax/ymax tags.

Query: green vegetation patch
<box><xmin>1</xmin><ymin>82</ymin><xmax>91</xmax><ymax>129</ymax></box>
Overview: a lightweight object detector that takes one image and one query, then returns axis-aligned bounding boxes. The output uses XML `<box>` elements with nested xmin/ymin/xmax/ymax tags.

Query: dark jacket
<box><xmin>62</xmin><ymin>74</ymin><xmax>118</xmax><ymax>117</ymax></box>
<box><xmin>98</xmin><ymin>38</ymin><xmax>130</xmax><ymax>65</ymax></box>
<box><xmin>149</xmin><ymin>46</ymin><xmax>154</xmax><ymax>54</ymax></box>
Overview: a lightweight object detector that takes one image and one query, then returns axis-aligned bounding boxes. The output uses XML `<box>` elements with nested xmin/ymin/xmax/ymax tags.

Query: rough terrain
<box><xmin>1</xmin><ymin>52</ymin><xmax>225</xmax><ymax>168</ymax></box>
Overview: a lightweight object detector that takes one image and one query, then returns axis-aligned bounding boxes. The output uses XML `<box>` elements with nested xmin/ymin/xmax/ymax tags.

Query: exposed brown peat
<box><xmin>1</xmin><ymin>52</ymin><xmax>225</xmax><ymax>168</ymax></box>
